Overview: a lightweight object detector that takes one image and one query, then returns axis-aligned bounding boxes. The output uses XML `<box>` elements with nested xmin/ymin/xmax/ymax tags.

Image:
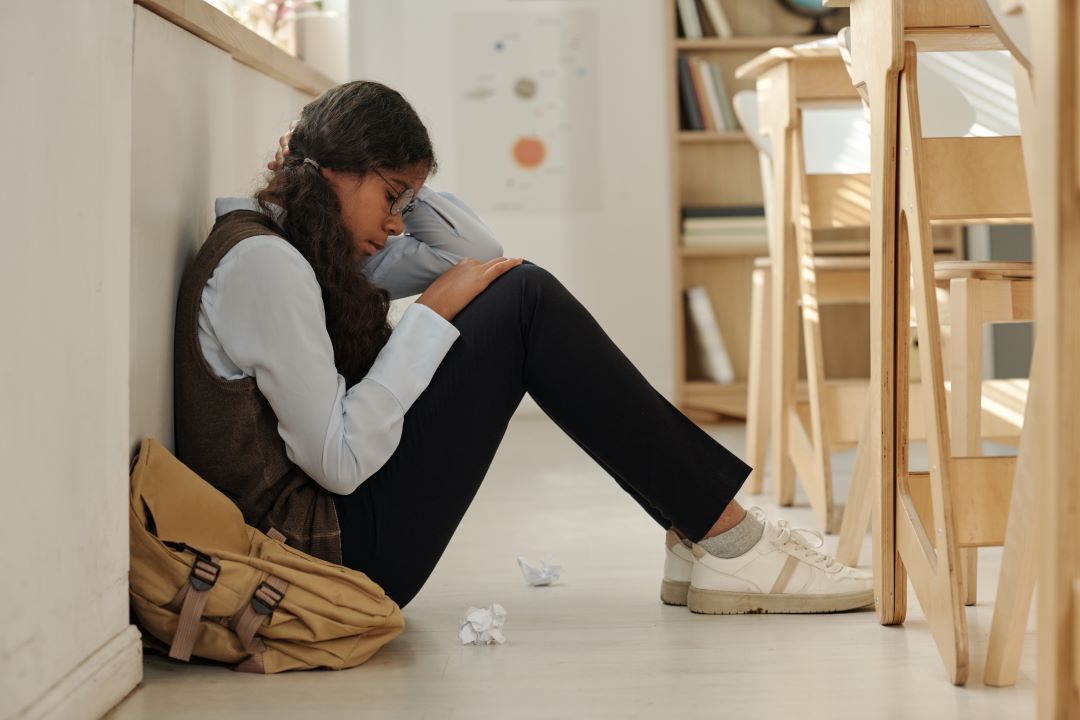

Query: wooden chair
<box><xmin>737</xmin><ymin>90</ymin><xmax>871</xmax><ymax>515</ymax></box>
<box><xmin>735</xmin><ymin>48</ymin><xmax>878</xmax><ymax>534</ymax></box>
<box><xmin>824</xmin><ymin>0</ymin><xmax>1006</xmax><ymax>638</ymax></box>
<box><xmin>890</xmin><ymin>41</ymin><xmax>1032</xmax><ymax>685</ymax></box>
<box><xmin>736</xmin><ymin>60</ymin><xmax>967</xmax><ymax>539</ymax></box>
<box><xmin>830</xmin><ymin>0</ymin><xmax>1040</xmax><ymax>684</ymax></box>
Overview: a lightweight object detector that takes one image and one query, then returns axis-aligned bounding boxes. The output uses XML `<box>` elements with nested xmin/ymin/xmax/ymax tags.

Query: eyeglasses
<box><xmin>373</xmin><ymin>168</ymin><xmax>417</xmax><ymax>216</ymax></box>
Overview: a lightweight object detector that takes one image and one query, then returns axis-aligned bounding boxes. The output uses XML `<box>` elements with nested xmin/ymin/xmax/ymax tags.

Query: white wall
<box><xmin>0</xmin><ymin>2</ymin><xmax>142</xmax><ymax>718</ymax></box>
<box><xmin>349</xmin><ymin>0</ymin><xmax>676</xmax><ymax>403</ymax></box>
<box><xmin>131</xmin><ymin>7</ymin><xmax>313</xmax><ymax>451</ymax></box>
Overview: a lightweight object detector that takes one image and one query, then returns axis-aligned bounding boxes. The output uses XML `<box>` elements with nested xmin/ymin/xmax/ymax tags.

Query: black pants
<box><xmin>334</xmin><ymin>263</ymin><xmax>750</xmax><ymax>607</ymax></box>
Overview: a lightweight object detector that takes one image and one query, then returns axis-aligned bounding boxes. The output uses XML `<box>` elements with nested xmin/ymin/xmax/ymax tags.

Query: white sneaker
<box><xmin>661</xmin><ymin>528</ymin><xmax>695</xmax><ymax>606</ymax></box>
<box><xmin>686</xmin><ymin>508</ymin><xmax>874</xmax><ymax>615</ymax></box>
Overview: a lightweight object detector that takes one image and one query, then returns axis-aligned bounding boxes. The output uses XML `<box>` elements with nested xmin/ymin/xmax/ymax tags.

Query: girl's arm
<box><xmin>203</xmin><ymin>235</ymin><xmax>460</xmax><ymax>494</ymax></box>
<box><xmin>362</xmin><ymin>187</ymin><xmax>504</xmax><ymax>299</ymax></box>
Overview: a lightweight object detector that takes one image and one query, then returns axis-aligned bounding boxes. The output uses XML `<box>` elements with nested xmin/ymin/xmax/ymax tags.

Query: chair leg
<box><xmin>985</xmin><ymin>59</ymin><xmax>1041</xmax><ymax>688</ymax></box>
<box><xmin>985</xmin><ymin>349</ymin><xmax>1040</xmax><ymax>686</ymax></box>
<box><xmin>837</xmin><ymin>391</ymin><xmax>875</xmax><ymax>566</ymax></box>
<box><xmin>949</xmin><ymin>277</ymin><xmax>983</xmax><ymax>606</ymax></box>
<box><xmin>791</xmin><ymin>130</ymin><xmax>835</xmax><ymax>532</ymax></box>
<box><xmin>768</xmin><ymin>126</ymin><xmax>798</xmax><ymax>508</ymax></box>
<box><xmin>897</xmin><ymin>44</ymin><xmax>969</xmax><ymax>684</ymax></box>
<box><xmin>745</xmin><ymin>266</ymin><xmax>771</xmax><ymax>494</ymax></box>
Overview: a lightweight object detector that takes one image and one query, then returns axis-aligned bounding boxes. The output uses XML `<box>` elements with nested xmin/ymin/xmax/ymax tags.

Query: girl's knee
<box><xmin>504</xmin><ymin>261</ymin><xmax>559</xmax><ymax>293</ymax></box>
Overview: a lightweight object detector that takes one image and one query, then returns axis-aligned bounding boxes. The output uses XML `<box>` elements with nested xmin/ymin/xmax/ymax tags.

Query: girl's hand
<box><xmin>267</xmin><ymin>120</ymin><xmax>299</xmax><ymax>171</ymax></box>
<box><xmin>417</xmin><ymin>257</ymin><xmax>524</xmax><ymax>322</ymax></box>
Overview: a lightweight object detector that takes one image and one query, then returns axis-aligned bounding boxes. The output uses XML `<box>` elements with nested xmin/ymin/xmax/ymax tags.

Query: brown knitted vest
<box><xmin>173</xmin><ymin>209</ymin><xmax>342</xmax><ymax>563</ymax></box>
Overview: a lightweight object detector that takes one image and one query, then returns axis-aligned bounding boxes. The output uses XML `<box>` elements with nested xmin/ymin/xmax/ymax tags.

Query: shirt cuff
<box><xmin>362</xmin><ymin>302</ymin><xmax>460</xmax><ymax>411</ymax></box>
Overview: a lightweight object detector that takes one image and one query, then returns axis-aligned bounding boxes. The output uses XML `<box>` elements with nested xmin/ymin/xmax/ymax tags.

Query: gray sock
<box><xmin>698</xmin><ymin>511</ymin><xmax>765</xmax><ymax>558</ymax></box>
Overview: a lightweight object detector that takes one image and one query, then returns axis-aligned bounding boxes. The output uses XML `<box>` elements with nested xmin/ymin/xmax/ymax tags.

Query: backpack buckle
<box><xmin>188</xmin><ymin>552</ymin><xmax>221</xmax><ymax>592</ymax></box>
<box><xmin>250</xmin><ymin>581</ymin><xmax>285</xmax><ymax>615</ymax></box>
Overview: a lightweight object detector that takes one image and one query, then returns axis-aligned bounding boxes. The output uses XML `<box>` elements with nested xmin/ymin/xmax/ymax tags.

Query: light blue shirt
<box><xmin>198</xmin><ymin>188</ymin><xmax>502</xmax><ymax>495</ymax></box>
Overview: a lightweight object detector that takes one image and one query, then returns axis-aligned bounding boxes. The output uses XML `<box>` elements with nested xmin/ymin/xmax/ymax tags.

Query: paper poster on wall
<box><xmin>453</xmin><ymin>10</ymin><xmax>602</xmax><ymax>212</ymax></box>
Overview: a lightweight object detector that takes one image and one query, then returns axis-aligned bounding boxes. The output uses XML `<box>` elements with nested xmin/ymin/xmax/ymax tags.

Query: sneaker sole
<box><xmin>686</xmin><ymin>587</ymin><xmax>875</xmax><ymax>615</ymax></box>
<box><xmin>660</xmin><ymin>579</ymin><xmax>689</xmax><ymax>606</ymax></box>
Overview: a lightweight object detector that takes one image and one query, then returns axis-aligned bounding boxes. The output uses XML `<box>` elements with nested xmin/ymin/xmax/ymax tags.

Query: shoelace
<box><xmin>749</xmin><ymin>508</ymin><xmax>837</xmax><ymax>570</ymax></box>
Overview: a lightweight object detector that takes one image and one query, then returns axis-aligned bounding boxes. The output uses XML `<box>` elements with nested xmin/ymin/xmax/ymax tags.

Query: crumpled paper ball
<box><xmin>516</xmin><ymin>556</ymin><xmax>562</xmax><ymax>586</ymax></box>
<box><xmin>459</xmin><ymin>603</ymin><xmax>507</xmax><ymax>645</ymax></box>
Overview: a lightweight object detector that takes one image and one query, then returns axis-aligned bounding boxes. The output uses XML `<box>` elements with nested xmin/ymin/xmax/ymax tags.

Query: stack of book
<box><xmin>677</xmin><ymin>56</ymin><xmax>739</xmax><ymax>132</ymax></box>
<box><xmin>676</xmin><ymin>0</ymin><xmax>733</xmax><ymax>39</ymax></box>
<box><xmin>681</xmin><ymin>206</ymin><xmax>767</xmax><ymax>254</ymax></box>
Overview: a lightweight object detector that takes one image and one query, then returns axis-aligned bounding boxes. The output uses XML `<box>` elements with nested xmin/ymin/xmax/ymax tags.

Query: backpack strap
<box><xmin>229</xmin><ymin>528</ymin><xmax>291</xmax><ymax>655</ymax></box>
<box><xmin>230</xmin><ymin>575</ymin><xmax>290</xmax><ymax>652</ymax></box>
<box><xmin>166</xmin><ymin>550</ymin><xmax>221</xmax><ymax>662</ymax></box>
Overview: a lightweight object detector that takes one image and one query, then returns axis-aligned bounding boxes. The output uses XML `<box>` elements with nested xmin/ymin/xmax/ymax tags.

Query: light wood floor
<box><xmin>108</xmin><ymin>415</ymin><xmax>1035</xmax><ymax>719</ymax></box>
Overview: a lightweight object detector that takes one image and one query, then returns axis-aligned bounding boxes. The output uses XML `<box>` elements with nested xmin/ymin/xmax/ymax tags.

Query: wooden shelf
<box><xmin>678</xmin><ymin>131</ymin><xmax>748</xmax><ymax>144</ymax></box>
<box><xmin>675</xmin><ymin>35</ymin><xmax>827</xmax><ymax>51</ymax></box>
<box><xmin>668</xmin><ymin>2</ymin><xmax>828</xmax><ymax>421</ymax></box>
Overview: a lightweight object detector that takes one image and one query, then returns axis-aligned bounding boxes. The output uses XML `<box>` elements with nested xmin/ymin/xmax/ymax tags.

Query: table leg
<box><xmin>868</xmin><ymin>69</ymin><xmax>907</xmax><ymax>626</ymax></box>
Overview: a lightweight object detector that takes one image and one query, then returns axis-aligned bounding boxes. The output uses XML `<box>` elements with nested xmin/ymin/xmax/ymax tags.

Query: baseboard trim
<box><xmin>19</xmin><ymin>625</ymin><xmax>143</xmax><ymax>720</ymax></box>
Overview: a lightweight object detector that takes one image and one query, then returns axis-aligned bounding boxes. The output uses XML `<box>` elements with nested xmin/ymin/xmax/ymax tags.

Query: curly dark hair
<box><xmin>256</xmin><ymin>81</ymin><xmax>437</xmax><ymax>385</ymax></box>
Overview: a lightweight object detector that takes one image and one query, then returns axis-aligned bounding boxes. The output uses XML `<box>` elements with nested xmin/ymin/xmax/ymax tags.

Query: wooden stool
<box><xmin>737</xmin><ymin>53</ymin><xmax>963</xmax><ymax>535</ymax></box>
<box><xmin>736</xmin><ymin>46</ymin><xmax>874</xmax><ymax>534</ymax></box>
<box><xmin>830</xmin><ymin>0</ymin><xmax>1041</xmax><ymax>686</ymax></box>
<box><xmin>747</xmin><ymin>255</ymin><xmax>874</xmax><ymax>532</ymax></box>
<box><xmin>825</xmin><ymin>0</ymin><xmax>1006</xmax><ymax>639</ymax></box>
<box><xmin>892</xmin><ymin>42</ymin><xmax>1031</xmax><ymax>685</ymax></box>
<box><xmin>939</xmin><ymin>260</ymin><xmax>1033</xmax><ymax>612</ymax></box>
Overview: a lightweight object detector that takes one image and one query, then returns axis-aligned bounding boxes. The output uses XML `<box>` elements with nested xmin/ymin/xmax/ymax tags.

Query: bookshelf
<box><xmin>666</xmin><ymin>0</ymin><xmax>846</xmax><ymax>420</ymax></box>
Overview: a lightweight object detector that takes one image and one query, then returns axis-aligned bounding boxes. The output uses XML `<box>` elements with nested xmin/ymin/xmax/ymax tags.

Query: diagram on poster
<box><xmin>454</xmin><ymin>10</ymin><xmax>601</xmax><ymax>212</ymax></box>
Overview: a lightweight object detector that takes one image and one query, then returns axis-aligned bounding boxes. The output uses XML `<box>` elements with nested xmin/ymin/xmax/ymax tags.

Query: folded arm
<box><xmin>204</xmin><ymin>236</ymin><xmax>460</xmax><ymax>494</ymax></box>
<box><xmin>362</xmin><ymin>186</ymin><xmax>503</xmax><ymax>299</ymax></box>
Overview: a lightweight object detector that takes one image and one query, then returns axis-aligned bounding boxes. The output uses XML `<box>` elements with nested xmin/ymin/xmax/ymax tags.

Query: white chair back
<box><xmin>978</xmin><ymin>0</ymin><xmax>1031</xmax><ymax>70</ymax></box>
<box><xmin>918</xmin><ymin>51</ymin><xmax>1020</xmax><ymax>137</ymax></box>
<box><xmin>732</xmin><ymin>89</ymin><xmax>775</xmax><ymax>230</ymax></box>
<box><xmin>732</xmin><ymin>89</ymin><xmax>771</xmax><ymax>158</ymax></box>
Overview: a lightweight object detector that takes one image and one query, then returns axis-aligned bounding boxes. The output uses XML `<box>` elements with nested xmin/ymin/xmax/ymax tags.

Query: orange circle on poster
<box><xmin>512</xmin><ymin>136</ymin><xmax>546</xmax><ymax>169</ymax></box>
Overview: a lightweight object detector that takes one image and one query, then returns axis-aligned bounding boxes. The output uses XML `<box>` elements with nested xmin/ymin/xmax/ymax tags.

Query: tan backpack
<box><xmin>128</xmin><ymin>438</ymin><xmax>404</xmax><ymax>673</ymax></box>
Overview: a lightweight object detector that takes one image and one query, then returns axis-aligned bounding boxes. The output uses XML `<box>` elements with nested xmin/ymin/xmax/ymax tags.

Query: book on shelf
<box><xmin>704</xmin><ymin>61</ymin><xmax>738</xmax><ymax>131</ymax></box>
<box><xmin>682</xmin><ymin>205</ymin><xmax>764</xmax><ymax>218</ymax></box>
<box><xmin>688</xmin><ymin>59</ymin><xmax>717</xmax><ymax>131</ymax></box>
<box><xmin>682</xmin><ymin>206</ymin><xmax>767</xmax><ymax>227</ymax></box>
<box><xmin>693</xmin><ymin>58</ymin><xmax>726</xmax><ymax>131</ymax></box>
<box><xmin>694</xmin><ymin>0</ymin><xmax>717</xmax><ymax>37</ymax></box>
<box><xmin>678</xmin><ymin>58</ymin><xmax>739</xmax><ymax>133</ymax></box>
<box><xmin>685</xmin><ymin>286</ymin><xmax>736</xmax><ymax>384</ymax></box>
<box><xmin>677</xmin><ymin>56</ymin><xmax>705</xmax><ymax>131</ymax></box>
<box><xmin>681</xmin><ymin>206</ymin><xmax>767</xmax><ymax>251</ymax></box>
<box><xmin>677</xmin><ymin>0</ymin><xmax>734</xmax><ymax>40</ymax></box>
<box><xmin>676</xmin><ymin>0</ymin><xmax>703</xmax><ymax>39</ymax></box>
<box><xmin>700</xmin><ymin>0</ymin><xmax>734</xmax><ymax>39</ymax></box>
